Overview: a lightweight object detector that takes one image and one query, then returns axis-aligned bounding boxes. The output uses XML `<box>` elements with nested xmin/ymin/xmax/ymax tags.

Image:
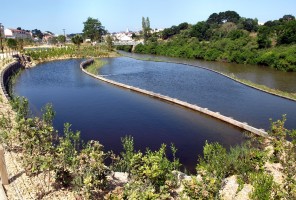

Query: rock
<box><xmin>219</xmin><ymin>175</ymin><xmax>238</xmax><ymax>200</ymax></box>
<box><xmin>113</xmin><ymin>172</ymin><xmax>129</xmax><ymax>183</ymax></box>
<box><xmin>264</xmin><ymin>145</ymin><xmax>274</xmax><ymax>158</ymax></box>
<box><xmin>264</xmin><ymin>162</ymin><xmax>284</xmax><ymax>185</ymax></box>
<box><xmin>234</xmin><ymin>184</ymin><xmax>253</xmax><ymax>200</ymax></box>
<box><xmin>172</xmin><ymin>170</ymin><xmax>192</xmax><ymax>184</ymax></box>
<box><xmin>107</xmin><ymin>172</ymin><xmax>129</xmax><ymax>187</ymax></box>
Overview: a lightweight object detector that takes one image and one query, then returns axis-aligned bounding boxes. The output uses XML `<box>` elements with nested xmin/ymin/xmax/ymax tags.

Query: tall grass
<box><xmin>85</xmin><ymin>59</ymin><xmax>107</xmax><ymax>75</ymax></box>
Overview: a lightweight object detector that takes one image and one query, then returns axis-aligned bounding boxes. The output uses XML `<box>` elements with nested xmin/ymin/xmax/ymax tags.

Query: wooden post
<box><xmin>0</xmin><ymin>145</ymin><xmax>9</xmax><ymax>185</ymax></box>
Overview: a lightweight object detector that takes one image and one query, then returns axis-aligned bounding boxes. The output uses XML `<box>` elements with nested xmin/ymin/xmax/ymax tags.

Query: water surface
<box><xmin>14</xmin><ymin>59</ymin><xmax>246</xmax><ymax>172</ymax></box>
<box><xmin>120</xmin><ymin>51</ymin><xmax>296</xmax><ymax>93</ymax></box>
<box><xmin>99</xmin><ymin>57</ymin><xmax>296</xmax><ymax>130</ymax></box>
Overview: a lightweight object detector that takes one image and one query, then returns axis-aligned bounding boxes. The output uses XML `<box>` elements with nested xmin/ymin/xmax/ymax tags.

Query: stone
<box><xmin>219</xmin><ymin>175</ymin><xmax>238</xmax><ymax>200</ymax></box>
<box><xmin>234</xmin><ymin>184</ymin><xmax>253</xmax><ymax>200</ymax></box>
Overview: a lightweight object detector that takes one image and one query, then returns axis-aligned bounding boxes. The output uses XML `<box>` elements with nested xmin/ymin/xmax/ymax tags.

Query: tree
<box><xmin>45</xmin><ymin>31</ymin><xmax>54</xmax><ymax>35</ymax></box>
<box><xmin>71</xmin><ymin>34</ymin><xmax>83</xmax><ymax>48</ymax></box>
<box><xmin>257</xmin><ymin>26</ymin><xmax>271</xmax><ymax>48</ymax></box>
<box><xmin>277</xmin><ymin>20</ymin><xmax>296</xmax><ymax>45</ymax></box>
<box><xmin>207</xmin><ymin>11</ymin><xmax>240</xmax><ymax>25</ymax></box>
<box><xmin>213</xmin><ymin>22</ymin><xmax>237</xmax><ymax>38</ymax></box>
<box><xmin>178</xmin><ymin>22</ymin><xmax>189</xmax><ymax>30</ymax></box>
<box><xmin>190</xmin><ymin>21</ymin><xmax>210</xmax><ymax>40</ymax></box>
<box><xmin>48</xmin><ymin>37</ymin><xmax>58</xmax><ymax>45</ymax></box>
<box><xmin>82</xmin><ymin>17</ymin><xmax>106</xmax><ymax>42</ymax></box>
<box><xmin>105</xmin><ymin>35</ymin><xmax>113</xmax><ymax>51</ymax></box>
<box><xmin>222</xmin><ymin>11</ymin><xmax>241</xmax><ymax>24</ymax></box>
<box><xmin>6</xmin><ymin>38</ymin><xmax>17</xmax><ymax>50</ymax></box>
<box><xmin>17</xmin><ymin>39</ymin><xmax>24</xmax><ymax>51</ymax></box>
<box><xmin>32</xmin><ymin>29</ymin><xmax>43</xmax><ymax>39</ymax></box>
<box><xmin>142</xmin><ymin>17</ymin><xmax>151</xmax><ymax>43</ymax></box>
<box><xmin>238</xmin><ymin>18</ymin><xmax>259</xmax><ymax>32</ymax></box>
<box><xmin>57</xmin><ymin>35</ymin><xmax>66</xmax><ymax>44</ymax></box>
<box><xmin>162</xmin><ymin>22</ymin><xmax>189</xmax><ymax>40</ymax></box>
<box><xmin>279</xmin><ymin>14</ymin><xmax>295</xmax><ymax>22</ymax></box>
<box><xmin>207</xmin><ymin>13</ymin><xmax>220</xmax><ymax>24</ymax></box>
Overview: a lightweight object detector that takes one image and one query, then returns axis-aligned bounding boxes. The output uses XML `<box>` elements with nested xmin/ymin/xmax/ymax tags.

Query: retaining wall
<box><xmin>0</xmin><ymin>61</ymin><xmax>23</xmax><ymax>101</ymax></box>
<box><xmin>80</xmin><ymin>59</ymin><xmax>269</xmax><ymax>138</ymax></box>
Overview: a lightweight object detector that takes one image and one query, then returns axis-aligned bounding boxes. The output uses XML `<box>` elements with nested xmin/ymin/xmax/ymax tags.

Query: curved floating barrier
<box><xmin>80</xmin><ymin>59</ymin><xmax>269</xmax><ymax>138</ymax></box>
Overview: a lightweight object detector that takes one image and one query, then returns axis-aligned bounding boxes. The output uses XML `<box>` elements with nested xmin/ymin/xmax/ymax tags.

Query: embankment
<box><xmin>80</xmin><ymin>59</ymin><xmax>269</xmax><ymax>138</ymax></box>
<box><xmin>0</xmin><ymin>61</ymin><xmax>23</xmax><ymax>101</ymax></box>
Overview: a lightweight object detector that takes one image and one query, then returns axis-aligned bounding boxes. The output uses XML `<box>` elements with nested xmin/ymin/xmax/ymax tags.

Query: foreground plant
<box><xmin>54</xmin><ymin>123</ymin><xmax>81</xmax><ymax>188</ymax></box>
<box><xmin>268</xmin><ymin>115</ymin><xmax>296</xmax><ymax>199</ymax></box>
<box><xmin>74</xmin><ymin>140</ymin><xmax>110</xmax><ymax>199</ymax></box>
<box><xmin>113</xmin><ymin>136</ymin><xmax>181</xmax><ymax>199</ymax></box>
<box><xmin>3</xmin><ymin>93</ymin><xmax>296</xmax><ymax>199</ymax></box>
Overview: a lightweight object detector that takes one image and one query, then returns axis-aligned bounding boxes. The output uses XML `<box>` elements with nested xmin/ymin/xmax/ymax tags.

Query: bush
<box><xmin>114</xmin><ymin>136</ymin><xmax>180</xmax><ymax>198</ymax></box>
<box><xmin>54</xmin><ymin>123</ymin><xmax>81</xmax><ymax>188</ymax></box>
<box><xmin>249</xmin><ymin>173</ymin><xmax>274</xmax><ymax>200</ymax></box>
<box><xmin>74</xmin><ymin>140</ymin><xmax>110</xmax><ymax>199</ymax></box>
<box><xmin>116</xmin><ymin>45</ymin><xmax>133</xmax><ymax>52</ymax></box>
<box><xmin>129</xmin><ymin>143</ymin><xmax>180</xmax><ymax>190</ymax></box>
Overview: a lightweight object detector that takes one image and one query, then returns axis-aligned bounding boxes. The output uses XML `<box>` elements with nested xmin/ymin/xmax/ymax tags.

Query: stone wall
<box><xmin>0</xmin><ymin>61</ymin><xmax>23</xmax><ymax>101</ymax></box>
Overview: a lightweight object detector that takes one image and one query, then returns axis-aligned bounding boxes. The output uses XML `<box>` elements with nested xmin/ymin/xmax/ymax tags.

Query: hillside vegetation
<box><xmin>131</xmin><ymin>11</ymin><xmax>296</xmax><ymax>72</ymax></box>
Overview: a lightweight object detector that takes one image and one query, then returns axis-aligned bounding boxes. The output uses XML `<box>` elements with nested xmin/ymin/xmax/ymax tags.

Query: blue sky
<box><xmin>1</xmin><ymin>0</ymin><xmax>295</xmax><ymax>35</ymax></box>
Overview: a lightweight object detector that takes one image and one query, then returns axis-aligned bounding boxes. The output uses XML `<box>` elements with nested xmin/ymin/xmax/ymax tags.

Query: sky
<box><xmin>1</xmin><ymin>0</ymin><xmax>295</xmax><ymax>35</ymax></box>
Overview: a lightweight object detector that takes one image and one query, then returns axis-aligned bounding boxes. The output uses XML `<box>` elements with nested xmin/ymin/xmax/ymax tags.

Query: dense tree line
<box><xmin>133</xmin><ymin>11</ymin><xmax>296</xmax><ymax>72</ymax></box>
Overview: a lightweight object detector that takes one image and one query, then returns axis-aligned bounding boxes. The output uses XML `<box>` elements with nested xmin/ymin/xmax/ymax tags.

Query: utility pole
<box><xmin>0</xmin><ymin>23</ymin><xmax>3</xmax><ymax>53</ymax></box>
<box><xmin>62</xmin><ymin>29</ymin><xmax>66</xmax><ymax>44</ymax></box>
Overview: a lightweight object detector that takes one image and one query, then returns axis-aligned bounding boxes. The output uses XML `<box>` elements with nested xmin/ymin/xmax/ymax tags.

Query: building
<box><xmin>113</xmin><ymin>31</ymin><xmax>133</xmax><ymax>42</ymax></box>
<box><xmin>4</xmin><ymin>28</ymin><xmax>32</xmax><ymax>39</ymax></box>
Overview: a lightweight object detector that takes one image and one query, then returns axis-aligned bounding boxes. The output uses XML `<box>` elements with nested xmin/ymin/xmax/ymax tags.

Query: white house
<box><xmin>4</xmin><ymin>28</ymin><xmax>32</xmax><ymax>39</ymax></box>
<box><xmin>119</xmin><ymin>34</ymin><xmax>133</xmax><ymax>41</ymax></box>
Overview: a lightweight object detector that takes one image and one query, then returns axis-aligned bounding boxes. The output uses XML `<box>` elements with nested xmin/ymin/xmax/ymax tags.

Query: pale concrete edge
<box><xmin>80</xmin><ymin>58</ymin><xmax>270</xmax><ymax>138</ymax></box>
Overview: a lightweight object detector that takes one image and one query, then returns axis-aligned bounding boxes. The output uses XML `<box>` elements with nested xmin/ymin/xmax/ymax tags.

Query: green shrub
<box><xmin>129</xmin><ymin>144</ymin><xmax>180</xmax><ymax>190</ymax></box>
<box><xmin>123</xmin><ymin>180</ymin><xmax>170</xmax><ymax>200</ymax></box>
<box><xmin>249</xmin><ymin>173</ymin><xmax>274</xmax><ymax>200</ymax></box>
<box><xmin>74</xmin><ymin>140</ymin><xmax>110</xmax><ymax>199</ymax></box>
<box><xmin>18</xmin><ymin>104</ymin><xmax>57</xmax><ymax>176</ymax></box>
<box><xmin>54</xmin><ymin>123</ymin><xmax>81</xmax><ymax>188</ymax></box>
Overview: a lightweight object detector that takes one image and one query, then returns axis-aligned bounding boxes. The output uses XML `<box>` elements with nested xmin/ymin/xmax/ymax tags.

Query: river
<box><xmin>14</xmin><ymin>59</ymin><xmax>246</xmax><ymax>172</ymax></box>
<box><xmin>98</xmin><ymin>56</ymin><xmax>296</xmax><ymax>131</ymax></box>
<box><xmin>13</xmin><ymin>55</ymin><xmax>296</xmax><ymax>172</ymax></box>
<box><xmin>119</xmin><ymin>51</ymin><xmax>296</xmax><ymax>93</ymax></box>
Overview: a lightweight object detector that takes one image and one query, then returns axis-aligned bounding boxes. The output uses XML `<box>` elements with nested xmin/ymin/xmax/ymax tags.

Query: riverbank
<box><xmin>25</xmin><ymin>45</ymin><xmax>120</xmax><ymax>67</ymax></box>
<box><xmin>119</xmin><ymin>52</ymin><xmax>296</xmax><ymax>102</ymax></box>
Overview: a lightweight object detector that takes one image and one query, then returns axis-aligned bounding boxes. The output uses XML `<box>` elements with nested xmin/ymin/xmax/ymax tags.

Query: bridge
<box><xmin>113</xmin><ymin>41</ymin><xmax>143</xmax><ymax>46</ymax></box>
